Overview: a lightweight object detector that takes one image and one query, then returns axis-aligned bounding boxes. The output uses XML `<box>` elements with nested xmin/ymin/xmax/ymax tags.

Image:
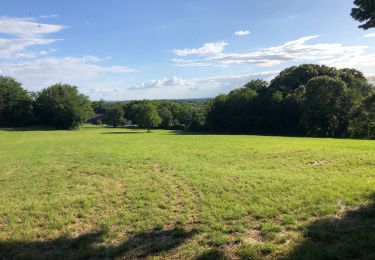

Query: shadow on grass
<box><xmin>0</xmin><ymin>226</ymin><xmax>193</xmax><ymax>259</ymax></box>
<box><xmin>288</xmin><ymin>194</ymin><xmax>375</xmax><ymax>260</ymax></box>
<box><xmin>0</xmin><ymin>125</ymin><xmax>58</xmax><ymax>131</ymax></box>
<box><xmin>196</xmin><ymin>248</ymin><xmax>228</xmax><ymax>259</ymax></box>
<box><xmin>101</xmin><ymin>131</ymin><xmax>144</xmax><ymax>135</ymax></box>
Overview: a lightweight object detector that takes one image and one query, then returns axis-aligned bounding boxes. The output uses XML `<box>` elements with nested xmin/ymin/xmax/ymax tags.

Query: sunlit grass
<box><xmin>0</xmin><ymin>125</ymin><xmax>374</xmax><ymax>258</ymax></box>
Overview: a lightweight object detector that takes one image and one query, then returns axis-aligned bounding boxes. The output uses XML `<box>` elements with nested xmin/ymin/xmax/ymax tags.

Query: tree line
<box><xmin>0</xmin><ymin>78</ymin><xmax>92</xmax><ymax>129</ymax></box>
<box><xmin>206</xmin><ymin>64</ymin><xmax>375</xmax><ymax>138</ymax></box>
<box><xmin>0</xmin><ymin>76</ymin><xmax>207</xmax><ymax>131</ymax></box>
<box><xmin>91</xmin><ymin>99</ymin><xmax>207</xmax><ymax>131</ymax></box>
<box><xmin>1</xmin><ymin>64</ymin><xmax>375</xmax><ymax>138</ymax></box>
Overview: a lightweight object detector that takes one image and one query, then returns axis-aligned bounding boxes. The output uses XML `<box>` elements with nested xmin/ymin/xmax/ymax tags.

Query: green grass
<box><xmin>0</xmin><ymin>125</ymin><xmax>374</xmax><ymax>259</ymax></box>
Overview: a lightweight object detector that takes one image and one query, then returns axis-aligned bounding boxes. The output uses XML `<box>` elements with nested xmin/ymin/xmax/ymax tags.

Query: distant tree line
<box><xmin>1</xmin><ymin>64</ymin><xmax>375</xmax><ymax>137</ymax></box>
<box><xmin>206</xmin><ymin>64</ymin><xmax>375</xmax><ymax>138</ymax></box>
<box><xmin>92</xmin><ymin>99</ymin><xmax>207</xmax><ymax>131</ymax></box>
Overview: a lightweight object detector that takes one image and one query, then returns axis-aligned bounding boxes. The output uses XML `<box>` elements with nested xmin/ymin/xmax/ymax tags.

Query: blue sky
<box><xmin>1</xmin><ymin>0</ymin><xmax>374</xmax><ymax>100</ymax></box>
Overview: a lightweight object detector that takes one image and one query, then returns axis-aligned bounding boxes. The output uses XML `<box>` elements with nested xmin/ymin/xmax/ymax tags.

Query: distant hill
<box><xmin>107</xmin><ymin>98</ymin><xmax>209</xmax><ymax>104</ymax></box>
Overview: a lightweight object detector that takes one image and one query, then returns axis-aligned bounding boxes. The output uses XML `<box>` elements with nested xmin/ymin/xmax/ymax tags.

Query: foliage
<box><xmin>134</xmin><ymin>103</ymin><xmax>162</xmax><ymax>132</ymax></box>
<box><xmin>206</xmin><ymin>64</ymin><xmax>375</xmax><ymax>138</ymax></box>
<box><xmin>0</xmin><ymin>76</ymin><xmax>33</xmax><ymax>126</ymax></box>
<box><xmin>1</xmin><ymin>63</ymin><xmax>374</xmax><ymax>138</ymax></box>
<box><xmin>92</xmin><ymin>99</ymin><xmax>108</xmax><ymax>114</ymax></box>
<box><xmin>351</xmin><ymin>0</ymin><xmax>375</xmax><ymax>29</ymax></box>
<box><xmin>106</xmin><ymin>105</ymin><xmax>125</xmax><ymax>127</ymax></box>
<box><xmin>349</xmin><ymin>93</ymin><xmax>375</xmax><ymax>138</ymax></box>
<box><xmin>34</xmin><ymin>84</ymin><xmax>93</xmax><ymax>129</ymax></box>
<box><xmin>303</xmin><ymin>76</ymin><xmax>351</xmax><ymax>137</ymax></box>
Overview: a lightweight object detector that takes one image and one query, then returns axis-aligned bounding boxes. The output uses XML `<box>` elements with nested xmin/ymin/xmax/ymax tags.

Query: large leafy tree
<box><xmin>206</xmin><ymin>94</ymin><xmax>229</xmax><ymax>132</ymax></box>
<box><xmin>34</xmin><ymin>84</ymin><xmax>93</xmax><ymax>129</ymax></box>
<box><xmin>303</xmin><ymin>76</ymin><xmax>351</xmax><ymax>137</ymax></box>
<box><xmin>268</xmin><ymin>64</ymin><xmax>338</xmax><ymax>97</ymax></box>
<box><xmin>158</xmin><ymin>106</ymin><xmax>174</xmax><ymax>129</ymax></box>
<box><xmin>351</xmin><ymin>0</ymin><xmax>375</xmax><ymax>29</ymax></box>
<box><xmin>349</xmin><ymin>93</ymin><xmax>375</xmax><ymax>138</ymax></box>
<box><xmin>106</xmin><ymin>105</ymin><xmax>125</xmax><ymax>127</ymax></box>
<box><xmin>134</xmin><ymin>103</ymin><xmax>161</xmax><ymax>132</ymax></box>
<box><xmin>0</xmin><ymin>76</ymin><xmax>33</xmax><ymax>126</ymax></box>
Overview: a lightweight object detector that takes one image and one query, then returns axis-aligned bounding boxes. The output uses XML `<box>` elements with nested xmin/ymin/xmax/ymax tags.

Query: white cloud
<box><xmin>0</xmin><ymin>56</ymin><xmax>133</xmax><ymax>90</ymax></box>
<box><xmin>172</xmin><ymin>35</ymin><xmax>374</xmax><ymax>69</ymax></box>
<box><xmin>0</xmin><ymin>38</ymin><xmax>60</xmax><ymax>59</ymax></box>
<box><xmin>0</xmin><ymin>17</ymin><xmax>65</xmax><ymax>37</ymax></box>
<box><xmin>173</xmin><ymin>41</ymin><xmax>228</xmax><ymax>56</ymax></box>
<box><xmin>129</xmin><ymin>76</ymin><xmax>189</xmax><ymax>90</ymax></box>
<box><xmin>39</xmin><ymin>14</ymin><xmax>60</xmax><ymax>19</ymax></box>
<box><xmin>210</xmin><ymin>35</ymin><xmax>367</xmax><ymax>66</ymax></box>
<box><xmin>234</xmin><ymin>30</ymin><xmax>250</xmax><ymax>36</ymax></box>
<box><xmin>128</xmin><ymin>71</ymin><xmax>277</xmax><ymax>93</ymax></box>
<box><xmin>172</xmin><ymin>58</ymin><xmax>220</xmax><ymax>67</ymax></box>
<box><xmin>82</xmin><ymin>71</ymin><xmax>279</xmax><ymax>100</ymax></box>
<box><xmin>0</xmin><ymin>17</ymin><xmax>65</xmax><ymax>59</ymax></box>
<box><xmin>364</xmin><ymin>33</ymin><xmax>375</xmax><ymax>38</ymax></box>
<box><xmin>0</xmin><ymin>16</ymin><xmax>134</xmax><ymax>94</ymax></box>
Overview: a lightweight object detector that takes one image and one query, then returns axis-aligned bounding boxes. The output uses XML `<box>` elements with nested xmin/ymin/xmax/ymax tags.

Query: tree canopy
<box><xmin>34</xmin><ymin>84</ymin><xmax>93</xmax><ymax>129</ymax></box>
<box><xmin>134</xmin><ymin>103</ymin><xmax>162</xmax><ymax>132</ymax></box>
<box><xmin>106</xmin><ymin>105</ymin><xmax>125</xmax><ymax>127</ymax></box>
<box><xmin>0</xmin><ymin>76</ymin><xmax>33</xmax><ymax>126</ymax></box>
<box><xmin>351</xmin><ymin>0</ymin><xmax>375</xmax><ymax>29</ymax></box>
<box><xmin>206</xmin><ymin>64</ymin><xmax>375</xmax><ymax>138</ymax></box>
<box><xmin>303</xmin><ymin>76</ymin><xmax>350</xmax><ymax>137</ymax></box>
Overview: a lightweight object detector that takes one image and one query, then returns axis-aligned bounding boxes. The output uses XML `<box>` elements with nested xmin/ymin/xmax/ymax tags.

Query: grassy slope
<box><xmin>0</xmin><ymin>125</ymin><xmax>374</xmax><ymax>259</ymax></box>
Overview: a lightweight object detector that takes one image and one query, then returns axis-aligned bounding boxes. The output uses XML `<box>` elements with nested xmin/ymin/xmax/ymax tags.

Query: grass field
<box><xmin>0</xmin><ymin>125</ymin><xmax>374</xmax><ymax>259</ymax></box>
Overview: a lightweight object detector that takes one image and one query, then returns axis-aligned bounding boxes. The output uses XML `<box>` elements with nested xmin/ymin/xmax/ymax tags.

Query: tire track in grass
<box><xmin>116</xmin><ymin>165</ymin><xmax>202</xmax><ymax>259</ymax></box>
<box><xmin>163</xmin><ymin>172</ymin><xmax>201</xmax><ymax>231</ymax></box>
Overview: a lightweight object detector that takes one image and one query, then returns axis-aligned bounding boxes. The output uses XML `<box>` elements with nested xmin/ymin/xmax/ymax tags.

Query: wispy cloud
<box><xmin>39</xmin><ymin>14</ymin><xmax>60</xmax><ymax>19</ymax></box>
<box><xmin>0</xmin><ymin>38</ymin><xmax>60</xmax><ymax>59</ymax></box>
<box><xmin>0</xmin><ymin>17</ymin><xmax>66</xmax><ymax>59</ymax></box>
<box><xmin>173</xmin><ymin>41</ymin><xmax>228</xmax><ymax>56</ymax></box>
<box><xmin>129</xmin><ymin>76</ymin><xmax>189</xmax><ymax>90</ymax></box>
<box><xmin>83</xmin><ymin>71</ymin><xmax>280</xmax><ymax>100</ymax></box>
<box><xmin>0</xmin><ymin>16</ymin><xmax>134</xmax><ymax>92</ymax></box>
<box><xmin>234</xmin><ymin>30</ymin><xmax>250</xmax><ymax>36</ymax></box>
<box><xmin>0</xmin><ymin>17</ymin><xmax>65</xmax><ymax>37</ymax></box>
<box><xmin>128</xmin><ymin>71</ymin><xmax>277</xmax><ymax>92</ymax></box>
<box><xmin>364</xmin><ymin>33</ymin><xmax>375</xmax><ymax>38</ymax></box>
<box><xmin>0</xmin><ymin>56</ymin><xmax>133</xmax><ymax>90</ymax></box>
<box><xmin>172</xmin><ymin>36</ymin><xmax>373</xmax><ymax>68</ymax></box>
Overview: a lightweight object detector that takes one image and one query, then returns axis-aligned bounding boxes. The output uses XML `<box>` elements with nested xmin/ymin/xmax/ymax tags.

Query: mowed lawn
<box><xmin>0</xmin><ymin>125</ymin><xmax>374</xmax><ymax>259</ymax></box>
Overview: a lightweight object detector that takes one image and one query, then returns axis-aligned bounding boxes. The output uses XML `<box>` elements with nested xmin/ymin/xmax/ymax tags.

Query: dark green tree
<box><xmin>0</xmin><ymin>76</ymin><xmax>33</xmax><ymax>126</ymax></box>
<box><xmin>351</xmin><ymin>0</ymin><xmax>375</xmax><ymax>29</ymax></box>
<box><xmin>92</xmin><ymin>99</ymin><xmax>108</xmax><ymax>114</ymax></box>
<box><xmin>206</xmin><ymin>94</ymin><xmax>229</xmax><ymax>131</ymax></box>
<box><xmin>349</xmin><ymin>93</ymin><xmax>375</xmax><ymax>138</ymax></box>
<box><xmin>106</xmin><ymin>105</ymin><xmax>125</xmax><ymax>127</ymax></box>
<box><xmin>269</xmin><ymin>64</ymin><xmax>338</xmax><ymax>97</ymax></box>
<box><xmin>134</xmin><ymin>103</ymin><xmax>161</xmax><ymax>132</ymax></box>
<box><xmin>34</xmin><ymin>83</ymin><xmax>93</xmax><ymax>129</ymax></box>
<box><xmin>158</xmin><ymin>106</ymin><xmax>173</xmax><ymax>129</ymax></box>
<box><xmin>303</xmin><ymin>76</ymin><xmax>351</xmax><ymax>137</ymax></box>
